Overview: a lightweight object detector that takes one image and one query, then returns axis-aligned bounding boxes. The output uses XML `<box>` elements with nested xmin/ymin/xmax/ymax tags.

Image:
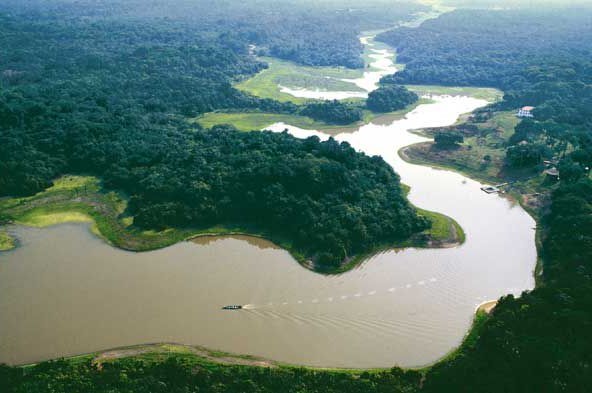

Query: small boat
<box><xmin>222</xmin><ymin>305</ymin><xmax>242</xmax><ymax>310</ymax></box>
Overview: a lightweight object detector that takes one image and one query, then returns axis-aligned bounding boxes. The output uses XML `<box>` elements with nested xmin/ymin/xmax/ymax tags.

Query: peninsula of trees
<box><xmin>0</xmin><ymin>0</ymin><xmax>428</xmax><ymax>268</ymax></box>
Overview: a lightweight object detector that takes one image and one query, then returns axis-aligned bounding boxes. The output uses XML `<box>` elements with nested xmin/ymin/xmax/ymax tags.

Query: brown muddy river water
<box><xmin>0</xmin><ymin>95</ymin><xmax>536</xmax><ymax>368</ymax></box>
<box><xmin>0</xmin><ymin>35</ymin><xmax>536</xmax><ymax>367</ymax></box>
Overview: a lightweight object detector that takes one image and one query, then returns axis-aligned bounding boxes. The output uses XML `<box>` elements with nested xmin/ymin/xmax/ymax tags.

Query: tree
<box><xmin>506</xmin><ymin>142</ymin><xmax>551</xmax><ymax>168</ymax></box>
<box><xmin>366</xmin><ymin>85</ymin><xmax>418</xmax><ymax>112</ymax></box>
<box><xmin>558</xmin><ymin>159</ymin><xmax>585</xmax><ymax>183</ymax></box>
<box><xmin>434</xmin><ymin>131</ymin><xmax>464</xmax><ymax>147</ymax></box>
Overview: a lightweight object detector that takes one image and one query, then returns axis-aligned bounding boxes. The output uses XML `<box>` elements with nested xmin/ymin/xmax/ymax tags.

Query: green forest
<box><xmin>0</xmin><ymin>1</ymin><xmax>427</xmax><ymax>267</ymax></box>
<box><xmin>2</xmin><ymin>1</ymin><xmax>592</xmax><ymax>392</ymax></box>
<box><xmin>378</xmin><ymin>7</ymin><xmax>592</xmax><ymax>392</ymax></box>
<box><xmin>367</xmin><ymin>85</ymin><xmax>419</xmax><ymax>112</ymax></box>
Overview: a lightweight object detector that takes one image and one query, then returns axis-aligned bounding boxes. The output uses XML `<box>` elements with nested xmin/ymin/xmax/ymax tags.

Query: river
<box><xmin>0</xmin><ymin>35</ymin><xmax>536</xmax><ymax>369</ymax></box>
<box><xmin>278</xmin><ymin>35</ymin><xmax>398</xmax><ymax>100</ymax></box>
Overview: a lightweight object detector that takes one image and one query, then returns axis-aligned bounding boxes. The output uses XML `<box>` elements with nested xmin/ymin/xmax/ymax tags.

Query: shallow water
<box><xmin>278</xmin><ymin>35</ymin><xmax>397</xmax><ymax>100</ymax></box>
<box><xmin>0</xmin><ymin>94</ymin><xmax>536</xmax><ymax>368</ymax></box>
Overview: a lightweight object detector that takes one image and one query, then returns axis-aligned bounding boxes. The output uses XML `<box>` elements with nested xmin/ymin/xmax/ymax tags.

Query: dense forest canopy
<box><xmin>0</xmin><ymin>0</ymin><xmax>426</xmax><ymax>197</ymax></box>
<box><xmin>0</xmin><ymin>1</ymin><xmax>429</xmax><ymax>267</ymax></box>
<box><xmin>3</xmin><ymin>1</ymin><xmax>592</xmax><ymax>392</ymax></box>
<box><xmin>375</xmin><ymin>7</ymin><xmax>592</xmax><ymax>392</ymax></box>
<box><xmin>300</xmin><ymin>100</ymin><xmax>363</xmax><ymax>124</ymax></box>
<box><xmin>366</xmin><ymin>85</ymin><xmax>418</xmax><ymax>113</ymax></box>
<box><xmin>116</xmin><ymin>128</ymin><xmax>428</xmax><ymax>266</ymax></box>
<box><xmin>378</xmin><ymin>9</ymin><xmax>592</xmax><ymax>90</ymax></box>
<box><xmin>377</xmin><ymin>7</ymin><xmax>592</xmax><ymax>191</ymax></box>
<box><xmin>0</xmin><ymin>0</ymin><xmax>425</xmax><ymax>68</ymax></box>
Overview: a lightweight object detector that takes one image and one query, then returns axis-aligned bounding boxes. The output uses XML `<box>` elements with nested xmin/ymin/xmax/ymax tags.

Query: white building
<box><xmin>517</xmin><ymin>106</ymin><xmax>535</xmax><ymax>118</ymax></box>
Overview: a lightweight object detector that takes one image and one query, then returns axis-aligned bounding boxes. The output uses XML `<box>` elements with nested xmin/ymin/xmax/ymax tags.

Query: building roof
<box><xmin>521</xmin><ymin>106</ymin><xmax>535</xmax><ymax>111</ymax></box>
<box><xmin>544</xmin><ymin>167</ymin><xmax>559</xmax><ymax>177</ymax></box>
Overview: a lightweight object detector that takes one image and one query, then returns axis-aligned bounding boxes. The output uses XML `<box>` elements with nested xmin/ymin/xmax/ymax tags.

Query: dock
<box><xmin>480</xmin><ymin>183</ymin><xmax>508</xmax><ymax>194</ymax></box>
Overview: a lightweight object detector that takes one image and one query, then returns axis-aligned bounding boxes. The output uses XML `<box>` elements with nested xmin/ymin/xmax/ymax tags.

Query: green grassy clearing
<box><xmin>235</xmin><ymin>34</ymin><xmax>403</xmax><ymax>104</ymax></box>
<box><xmin>194</xmin><ymin>112</ymin><xmax>334</xmax><ymax>131</ymax></box>
<box><xmin>406</xmin><ymin>85</ymin><xmax>503</xmax><ymax>102</ymax></box>
<box><xmin>0</xmin><ymin>230</ymin><xmax>16</xmax><ymax>251</ymax></box>
<box><xmin>235</xmin><ymin>56</ymin><xmax>366</xmax><ymax>104</ymax></box>
<box><xmin>401</xmin><ymin>111</ymin><xmax>537</xmax><ymax>185</ymax></box>
<box><xmin>417</xmin><ymin>207</ymin><xmax>465</xmax><ymax>245</ymax></box>
<box><xmin>194</xmin><ymin>98</ymin><xmax>434</xmax><ymax>133</ymax></box>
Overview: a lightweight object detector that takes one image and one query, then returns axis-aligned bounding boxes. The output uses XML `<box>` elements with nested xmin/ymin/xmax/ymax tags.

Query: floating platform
<box><xmin>481</xmin><ymin>182</ymin><xmax>508</xmax><ymax>194</ymax></box>
<box><xmin>480</xmin><ymin>185</ymin><xmax>500</xmax><ymax>194</ymax></box>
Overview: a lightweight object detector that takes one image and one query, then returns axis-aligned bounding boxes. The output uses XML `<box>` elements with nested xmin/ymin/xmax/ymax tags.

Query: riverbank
<box><xmin>0</xmin><ymin>230</ymin><xmax>15</xmax><ymax>251</ymax></box>
<box><xmin>400</xmin><ymin>108</ymin><xmax>555</xmax><ymax>217</ymax></box>
<box><xmin>18</xmin><ymin>302</ymin><xmax>492</xmax><ymax>374</ymax></box>
<box><xmin>0</xmin><ymin>174</ymin><xmax>463</xmax><ymax>274</ymax></box>
<box><xmin>193</xmin><ymin>98</ymin><xmax>432</xmax><ymax>134</ymax></box>
<box><xmin>234</xmin><ymin>32</ymin><xmax>400</xmax><ymax>105</ymax></box>
<box><xmin>399</xmin><ymin>107</ymin><xmax>551</xmax><ymax>286</ymax></box>
<box><xmin>6</xmin><ymin>304</ymin><xmax>493</xmax><ymax>393</ymax></box>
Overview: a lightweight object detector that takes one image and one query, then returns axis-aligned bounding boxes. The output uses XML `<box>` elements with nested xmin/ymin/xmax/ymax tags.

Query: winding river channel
<box><xmin>0</xmin><ymin>35</ymin><xmax>536</xmax><ymax>368</ymax></box>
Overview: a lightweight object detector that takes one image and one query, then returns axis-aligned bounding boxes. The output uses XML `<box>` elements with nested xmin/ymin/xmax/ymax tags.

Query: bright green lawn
<box><xmin>235</xmin><ymin>57</ymin><xmax>366</xmax><ymax>104</ymax></box>
<box><xmin>406</xmin><ymin>85</ymin><xmax>503</xmax><ymax>102</ymax></box>
<box><xmin>194</xmin><ymin>98</ymin><xmax>432</xmax><ymax>133</ymax></box>
<box><xmin>194</xmin><ymin>112</ymin><xmax>331</xmax><ymax>131</ymax></box>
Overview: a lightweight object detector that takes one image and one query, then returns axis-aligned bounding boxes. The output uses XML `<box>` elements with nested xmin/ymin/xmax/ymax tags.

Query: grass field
<box><xmin>194</xmin><ymin>98</ymin><xmax>434</xmax><ymax>133</ymax></box>
<box><xmin>406</xmin><ymin>85</ymin><xmax>503</xmax><ymax>102</ymax></box>
<box><xmin>402</xmin><ymin>111</ymin><xmax>524</xmax><ymax>184</ymax></box>
<box><xmin>0</xmin><ymin>176</ymin><xmax>193</xmax><ymax>252</ymax></box>
<box><xmin>235</xmin><ymin>33</ymin><xmax>404</xmax><ymax>104</ymax></box>
<box><xmin>0</xmin><ymin>230</ymin><xmax>15</xmax><ymax>251</ymax></box>
<box><xmin>235</xmin><ymin>56</ymin><xmax>366</xmax><ymax>104</ymax></box>
<box><xmin>195</xmin><ymin>112</ymin><xmax>334</xmax><ymax>131</ymax></box>
<box><xmin>417</xmin><ymin>207</ymin><xmax>465</xmax><ymax>245</ymax></box>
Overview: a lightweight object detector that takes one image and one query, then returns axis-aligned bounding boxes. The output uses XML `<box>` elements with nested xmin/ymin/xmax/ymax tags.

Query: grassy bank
<box><xmin>6</xmin><ymin>343</ymin><xmax>423</xmax><ymax>392</ymax></box>
<box><xmin>402</xmin><ymin>183</ymin><xmax>465</xmax><ymax>245</ymax></box>
<box><xmin>399</xmin><ymin>107</ymin><xmax>552</xmax><ymax>286</ymax></box>
<box><xmin>406</xmin><ymin>84</ymin><xmax>503</xmax><ymax>102</ymax></box>
<box><xmin>235</xmin><ymin>33</ymin><xmax>402</xmax><ymax>104</ymax></box>
<box><xmin>0</xmin><ymin>175</ymin><xmax>461</xmax><ymax>274</ymax></box>
<box><xmin>400</xmin><ymin>110</ymin><xmax>554</xmax><ymax>199</ymax></box>
<box><xmin>400</xmin><ymin>142</ymin><xmax>505</xmax><ymax>185</ymax></box>
<box><xmin>235</xmin><ymin>56</ymin><xmax>366</xmax><ymax>104</ymax></box>
<box><xmin>193</xmin><ymin>98</ymin><xmax>433</xmax><ymax>133</ymax></box>
<box><xmin>194</xmin><ymin>112</ymin><xmax>340</xmax><ymax>132</ymax></box>
<box><xmin>5</xmin><ymin>305</ymin><xmax>494</xmax><ymax>393</ymax></box>
<box><xmin>0</xmin><ymin>230</ymin><xmax>16</xmax><ymax>251</ymax></box>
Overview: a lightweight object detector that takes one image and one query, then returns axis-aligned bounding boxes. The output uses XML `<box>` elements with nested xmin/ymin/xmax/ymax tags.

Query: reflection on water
<box><xmin>191</xmin><ymin>235</ymin><xmax>280</xmax><ymax>250</ymax></box>
<box><xmin>0</xmin><ymin>95</ymin><xmax>536</xmax><ymax>368</ymax></box>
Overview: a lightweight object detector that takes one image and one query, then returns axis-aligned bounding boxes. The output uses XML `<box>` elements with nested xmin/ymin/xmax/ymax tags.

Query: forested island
<box><xmin>2</xmin><ymin>0</ymin><xmax>592</xmax><ymax>392</ymax></box>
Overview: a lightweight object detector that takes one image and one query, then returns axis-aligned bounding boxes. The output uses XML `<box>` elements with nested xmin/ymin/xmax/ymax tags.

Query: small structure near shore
<box><xmin>480</xmin><ymin>182</ymin><xmax>508</xmax><ymax>194</ymax></box>
<box><xmin>517</xmin><ymin>106</ymin><xmax>535</xmax><ymax>118</ymax></box>
<box><xmin>544</xmin><ymin>167</ymin><xmax>560</xmax><ymax>180</ymax></box>
<box><xmin>481</xmin><ymin>185</ymin><xmax>500</xmax><ymax>194</ymax></box>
